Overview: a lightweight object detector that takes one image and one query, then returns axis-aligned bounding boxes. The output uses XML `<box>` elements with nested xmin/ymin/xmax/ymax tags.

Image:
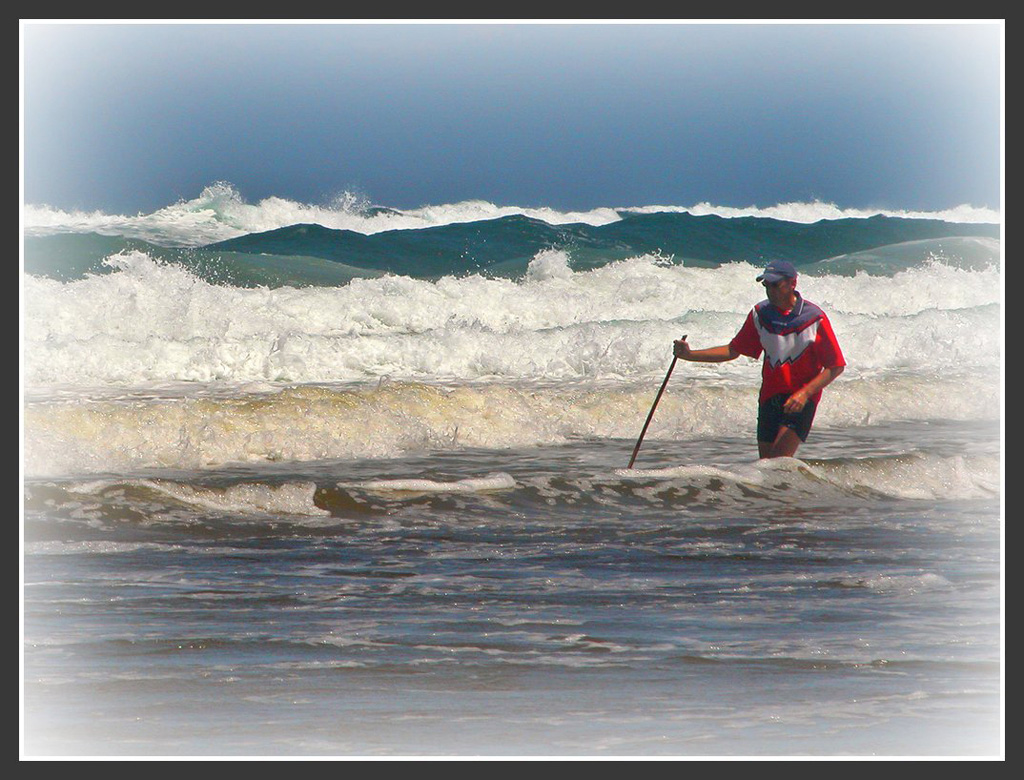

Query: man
<box><xmin>673</xmin><ymin>260</ymin><xmax>845</xmax><ymax>459</ymax></box>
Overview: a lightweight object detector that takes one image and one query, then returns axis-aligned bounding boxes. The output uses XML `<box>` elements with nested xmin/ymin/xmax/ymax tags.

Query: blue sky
<box><xmin>21</xmin><ymin>21</ymin><xmax>1003</xmax><ymax>214</ymax></box>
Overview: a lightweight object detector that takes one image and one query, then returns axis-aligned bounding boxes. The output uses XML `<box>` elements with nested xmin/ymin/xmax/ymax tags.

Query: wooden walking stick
<box><xmin>627</xmin><ymin>336</ymin><xmax>685</xmax><ymax>469</ymax></box>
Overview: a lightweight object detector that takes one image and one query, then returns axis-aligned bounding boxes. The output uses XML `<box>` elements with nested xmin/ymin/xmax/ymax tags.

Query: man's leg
<box><xmin>761</xmin><ymin>425</ymin><xmax>803</xmax><ymax>459</ymax></box>
<box><xmin>757</xmin><ymin>395</ymin><xmax>814</xmax><ymax>459</ymax></box>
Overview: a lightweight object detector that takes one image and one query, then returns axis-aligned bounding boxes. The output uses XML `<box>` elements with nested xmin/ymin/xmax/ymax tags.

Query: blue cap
<box><xmin>756</xmin><ymin>260</ymin><xmax>797</xmax><ymax>283</ymax></box>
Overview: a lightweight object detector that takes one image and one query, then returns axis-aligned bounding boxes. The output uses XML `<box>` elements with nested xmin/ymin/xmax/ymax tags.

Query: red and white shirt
<box><xmin>730</xmin><ymin>293</ymin><xmax>845</xmax><ymax>404</ymax></box>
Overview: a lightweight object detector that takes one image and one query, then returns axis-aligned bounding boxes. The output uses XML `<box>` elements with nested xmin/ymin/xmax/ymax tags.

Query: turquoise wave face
<box><xmin>23</xmin><ymin>211</ymin><xmax>1000</xmax><ymax>286</ymax></box>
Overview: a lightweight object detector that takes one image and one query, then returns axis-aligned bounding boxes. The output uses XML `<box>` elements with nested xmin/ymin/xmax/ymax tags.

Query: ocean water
<box><xmin>21</xmin><ymin>185</ymin><xmax>1003</xmax><ymax>757</ymax></box>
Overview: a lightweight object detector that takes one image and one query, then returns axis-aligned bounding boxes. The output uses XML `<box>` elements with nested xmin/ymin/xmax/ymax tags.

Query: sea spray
<box><xmin>23</xmin><ymin>376</ymin><xmax>999</xmax><ymax>477</ymax></box>
<box><xmin>23</xmin><ymin>249</ymin><xmax>1000</xmax><ymax>387</ymax></box>
<box><xmin>24</xmin><ymin>185</ymin><xmax>1002</xmax><ymax>247</ymax></box>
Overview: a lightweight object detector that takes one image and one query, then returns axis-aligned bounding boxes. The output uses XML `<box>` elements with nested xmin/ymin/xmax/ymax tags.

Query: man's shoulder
<box><xmin>799</xmin><ymin>298</ymin><xmax>827</xmax><ymax>319</ymax></box>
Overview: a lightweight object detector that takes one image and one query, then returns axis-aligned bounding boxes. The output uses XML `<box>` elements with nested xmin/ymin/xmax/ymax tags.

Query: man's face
<box><xmin>763</xmin><ymin>276</ymin><xmax>796</xmax><ymax>307</ymax></box>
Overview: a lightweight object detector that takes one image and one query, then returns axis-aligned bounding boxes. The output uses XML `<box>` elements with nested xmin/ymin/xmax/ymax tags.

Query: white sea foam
<box><xmin>625</xmin><ymin>200</ymin><xmax>1002</xmax><ymax>225</ymax></box>
<box><xmin>352</xmin><ymin>473</ymin><xmax>517</xmax><ymax>494</ymax></box>
<box><xmin>22</xmin><ymin>182</ymin><xmax>1002</xmax><ymax>247</ymax></box>
<box><xmin>616</xmin><ymin>451</ymin><xmax>1000</xmax><ymax>503</ymax></box>
<box><xmin>137</xmin><ymin>479</ymin><xmax>330</xmax><ymax>516</ymax></box>
<box><xmin>22</xmin><ymin>184</ymin><xmax>626</xmax><ymax>246</ymax></box>
<box><xmin>22</xmin><ymin>249</ymin><xmax>1001</xmax><ymax>389</ymax></box>
<box><xmin>22</xmin><ymin>374</ymin><xmax>1000</xmax><ymax>478</ymax></box>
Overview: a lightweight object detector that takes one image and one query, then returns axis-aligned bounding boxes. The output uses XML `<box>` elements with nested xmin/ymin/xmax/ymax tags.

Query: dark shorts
<box><xmin>757</xmin><ymin>393</ymin><xmax>818</xmax><ymax>444</ymax></box>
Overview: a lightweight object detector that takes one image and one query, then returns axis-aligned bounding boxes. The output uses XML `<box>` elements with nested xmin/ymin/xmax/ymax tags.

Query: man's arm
<box><xmin>783</xmin><ymin>365</ymin><xmax>845</xmax><ymax>413</ymax></box>
<box><xmin>673</xmin><ymin>338</ymin><xmax>740</xmax><ymax>363</ymax></box>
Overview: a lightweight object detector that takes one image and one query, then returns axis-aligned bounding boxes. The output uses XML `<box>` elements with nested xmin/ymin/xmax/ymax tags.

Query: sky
<box><xmin>20</xmin><ymin>20</ymin><xmax>1003</xmax><ymax>215</ymax></box>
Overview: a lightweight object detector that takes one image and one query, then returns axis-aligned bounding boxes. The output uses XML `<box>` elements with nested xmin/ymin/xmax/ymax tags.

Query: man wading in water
<box><xmin>674</xmin><ymin>260</ymin><xmax>846</xmax><ymax>459</ymax></box>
